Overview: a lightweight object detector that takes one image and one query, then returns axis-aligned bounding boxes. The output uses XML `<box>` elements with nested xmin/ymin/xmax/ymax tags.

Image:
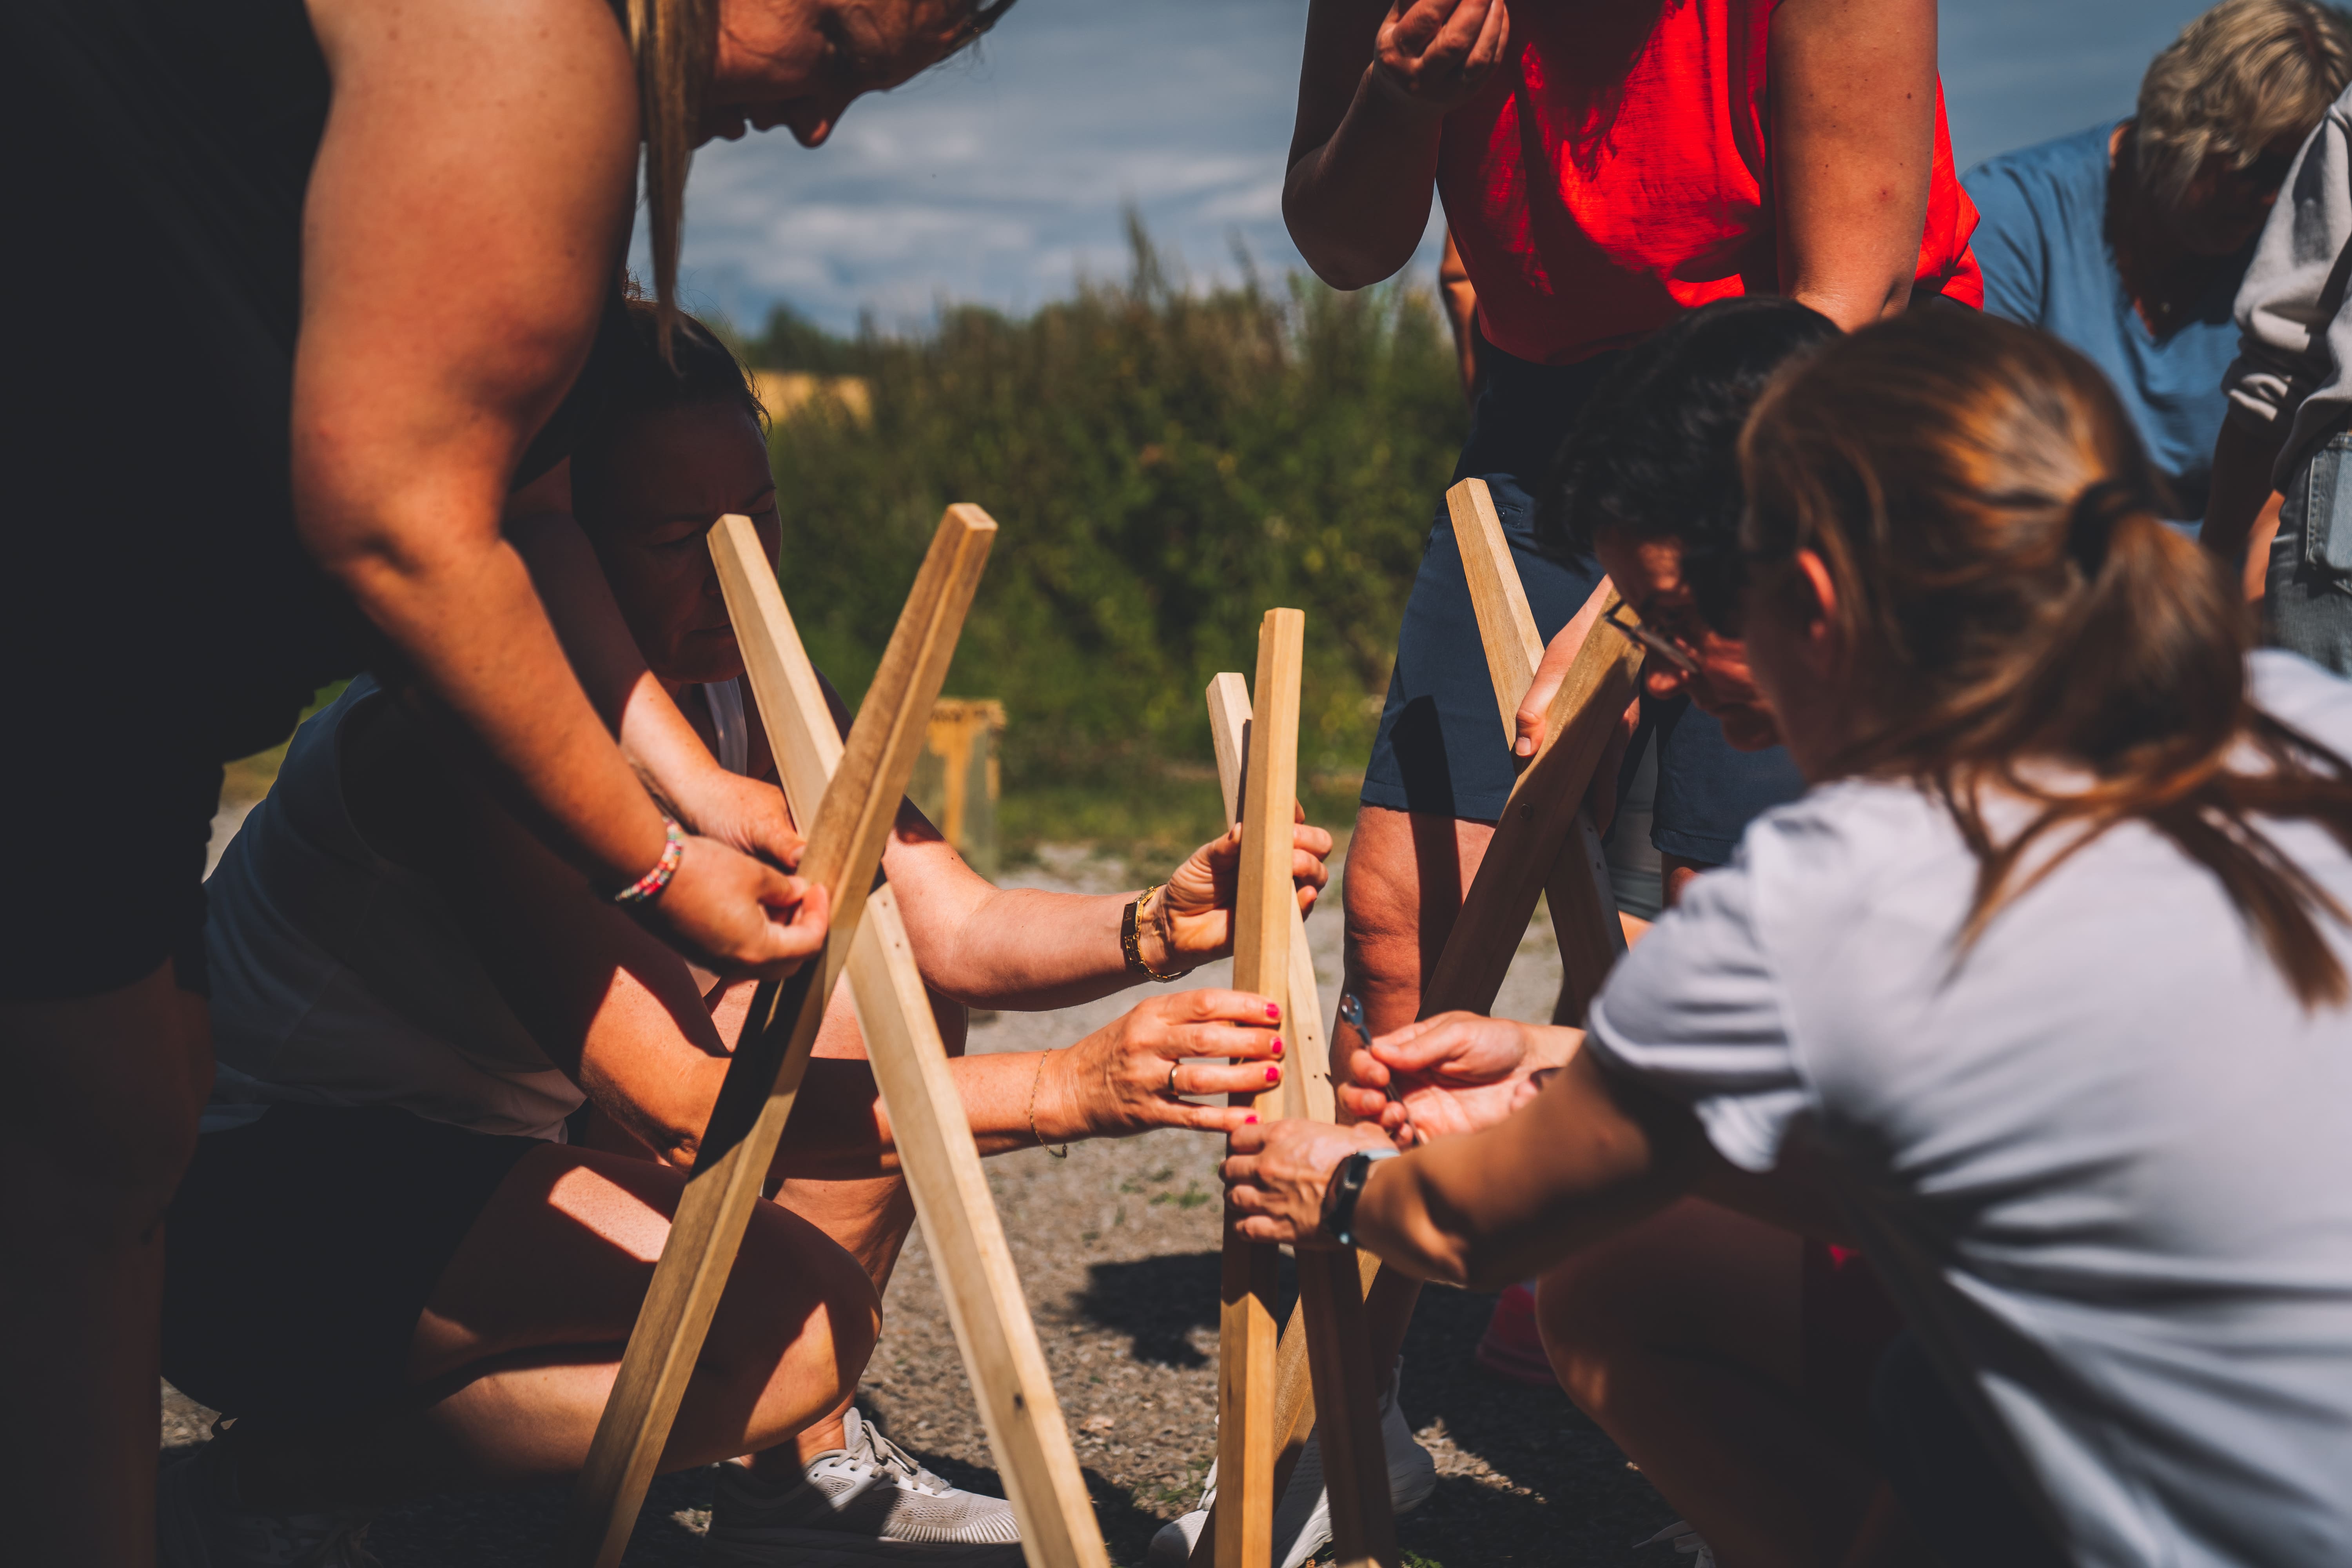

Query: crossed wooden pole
<box><xmin>561</xmin><ymin>506</ymin><xmax>1110</xmax><ymax>1568</ymax></box>
<box><xmin>1188</xmin><ymin>480</ymin><xmax>1645</xmax><ymax>1565</ymax></box>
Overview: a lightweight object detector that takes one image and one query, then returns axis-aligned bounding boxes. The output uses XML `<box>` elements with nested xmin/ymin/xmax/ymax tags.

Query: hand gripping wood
<box><xmin>1194</xmin><ymin>672</ymin><xmax>1396</xmax><ymax>1568</ymax></box>
<box><xmin>722</xmin><ymin>509</ymin><xmax>1109</xmax><ymax>1568</ymax></box>
<box><xmin>561</xmin><ymin>506</ymin><xmax>999</xmax><ymax>1568</ymax></box>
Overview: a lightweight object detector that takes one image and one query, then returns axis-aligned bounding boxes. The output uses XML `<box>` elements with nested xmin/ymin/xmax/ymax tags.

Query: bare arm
<box><xmin>1769</xmin><ymin>0</ymin><xmax>1938</xmax><ymax>328</ymax></box>
<box><xmin>2203</xmin><ymin>415</ymin><xmax>2288</xmax><ymax>603</ymax></box>
<box><xmin>882</xmin><ymin>812</ymin><xmax>1331</xmax><ymax>1010</ymax></box>
<box><xmin>1283</xmin><ymin>0</ymin><xmax>1510</xmax><ymax>289</ymax></box>
<box><xmin>295</xmin><ymin>0</ymin><xmax>815</xmax><ymax>974</ymax></box>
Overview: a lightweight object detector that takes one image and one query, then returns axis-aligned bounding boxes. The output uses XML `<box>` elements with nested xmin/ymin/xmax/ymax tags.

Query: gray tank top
<box><xmin>201</xmin><ymin>674</ymin><xmax>749</xmax><ymax>1140</ymax></box>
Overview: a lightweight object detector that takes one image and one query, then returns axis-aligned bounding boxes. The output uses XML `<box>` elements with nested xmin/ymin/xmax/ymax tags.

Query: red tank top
<box><xmin>1438</xmin><ymin>0</ymin><xmax>1982</xmax><ymax>366</ymax></box>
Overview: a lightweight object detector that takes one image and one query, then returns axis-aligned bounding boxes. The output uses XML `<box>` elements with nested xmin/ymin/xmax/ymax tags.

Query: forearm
<box><xmin>916</xmin><ymin>886</ymin><xmax>1163</xmax><ymax>1010</ymax></box>
<box><xmin>327</xmin><ymin>521</ymin><xmax>669</xmax><ymax>885</ymax></box>
<box><xmin>1771</xmin><ymin>0</ymin><xmax>1937</xmax><ymax>329</ymax></box>
<box><xmin>1351</xmin><ymin>1053</ymin><xmax>1698</xmax><ymax>1288</ymax></box>
<box><xmin>2202</xmin><ymin>414</ymin><xmax>2287</xmax><ymax>582</ymax></box>
<box><xmin>1285</xmin><ymin>67</ymin><xmax>1448</xmax><ymax>290</ymax></box>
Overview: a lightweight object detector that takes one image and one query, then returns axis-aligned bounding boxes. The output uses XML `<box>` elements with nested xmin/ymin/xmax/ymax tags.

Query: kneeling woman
<box><xmin>1228</xmin><ymin>310</ymin><xmax>2352</xmax><ymax>1565</ymax></box>
<box><xmin>160</xmin><ymin>303</ymin><xmax>1324</xmax><ymax>1566</ymax></box>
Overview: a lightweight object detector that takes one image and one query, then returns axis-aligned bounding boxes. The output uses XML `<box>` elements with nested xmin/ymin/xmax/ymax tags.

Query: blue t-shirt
<box><xmin>1964</xmin><ymin>123</ymin><xmax>2250</xmax><ymax>520</ymax></box>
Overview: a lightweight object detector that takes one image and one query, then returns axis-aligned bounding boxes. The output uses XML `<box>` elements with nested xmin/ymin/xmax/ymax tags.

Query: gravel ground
<box><xmin>163</xmin><ymin>837</ymin><xmax>1678</xmax><ymax>1566</ymax></box>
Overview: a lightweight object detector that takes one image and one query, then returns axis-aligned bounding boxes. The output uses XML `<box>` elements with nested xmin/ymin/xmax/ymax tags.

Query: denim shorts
<box><xmin>1361</xmin><ymin>346</ymin><xmax>1806</xmax><ymax>858</ymax></box>
<box><xmin>2266</xmin><ymin>422</ymin><xmax>2352</xmax><ymax>677</ymax></box>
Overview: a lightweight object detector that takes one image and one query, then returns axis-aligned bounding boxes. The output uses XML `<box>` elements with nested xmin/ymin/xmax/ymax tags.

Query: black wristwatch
<box><xmin>1323</xmin><ymin>1147</ymin><xmax>1400</xmax><ymax>1247</ymax></box>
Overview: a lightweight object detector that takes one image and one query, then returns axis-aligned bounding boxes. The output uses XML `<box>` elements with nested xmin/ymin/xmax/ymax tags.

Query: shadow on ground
<box><xmin>1073</xmin><ymin>1250</ymin><xmax>1301</xmax><ymax>1368</ymax></box>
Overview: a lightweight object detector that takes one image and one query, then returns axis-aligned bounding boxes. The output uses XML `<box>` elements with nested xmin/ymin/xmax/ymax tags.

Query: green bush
<box><xmin>759</xmin><ymin>221</ymin><xmax>1468</xmax><ymax>856</ymax></box>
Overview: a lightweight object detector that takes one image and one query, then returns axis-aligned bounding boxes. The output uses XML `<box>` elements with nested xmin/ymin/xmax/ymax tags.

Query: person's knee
<box><xmin>1343</xmin><ymin>809</ymin><xmax>1429</xmax><ymax>974</ymax></box>
<box><xmin>1534</xmin><ymin>1259</ymin><xmax>1640</xmax><ymax>1413</ymax></box>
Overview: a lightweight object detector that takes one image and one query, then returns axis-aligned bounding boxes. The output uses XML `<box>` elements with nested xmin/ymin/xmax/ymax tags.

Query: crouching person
<box><xmin>1227</xmin><ymin>310</ymin><xmax>2352</xmax><ymax>1567</ymax></box>
<box><xmin>158</xmin><ymin>301</ymin><xmax>1325</xmax><ymax>1566</ymax></box>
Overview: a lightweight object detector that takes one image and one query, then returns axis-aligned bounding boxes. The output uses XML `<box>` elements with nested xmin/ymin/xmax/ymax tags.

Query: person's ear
<box><xmin>1791</xmin><ymin>548</ymin><xmax>1842</xmax><ymax>675</ymax></box>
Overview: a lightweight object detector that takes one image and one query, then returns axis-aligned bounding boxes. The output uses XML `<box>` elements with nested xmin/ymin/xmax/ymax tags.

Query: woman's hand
<box><xmin>1222</xmin><ymin>1118</ymin><xmax>1399</xmax><ymax>1245</ymax></box>
<box><xmin>1372</xmin><ymin>0</ymin><xmax>1513</xmax><ymax>116</ymax></box>
<box><xmin>1047</xmin><ymin>989</ymin><xmax>1290</xmax><ymax>1140</ymax></box>
<box><xmin>1339</xmin><ymin>1011</ymin><xmax>1574</xmax><ymax>1142</ymax></box>
<box><xmin>1151</xmin><ymin>808</ymin><xmax>1334</xmax><ymax>969</ymax></box>
<box><xmin>666</xmin><ymin>766</ymin><xmax>808</xmax><ymax>873</ymax></box>
<box><xmin>632</xmin><ymin>838</ymin><xmax>831</xmax><ymax>978</ymax></box>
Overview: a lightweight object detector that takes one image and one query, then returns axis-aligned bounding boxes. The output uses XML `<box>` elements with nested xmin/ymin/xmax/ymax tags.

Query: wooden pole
<box><xmin>1448</xmin><ymin>477</ymin><xmax>1628</xmax><ymax>1021</ymax></box>
<box><xmin>1197</xmin><ymin>671</ymin><xmax>1396</xmax><ymax>1568</ymax></box>
<box><xmin>711</xmin><ymin>510</ymin><xmax>1110</xmax><ymax>1568</ymax></box>
<box><xmin>1210</xmin><ymin>610</ymin><xmax>1306</xmax><ymax>1568</ymax></box>
<box><xmin>560</xmin><ymin>507</ymin><xmax>995</xmax><ymax>1568</ymax></box>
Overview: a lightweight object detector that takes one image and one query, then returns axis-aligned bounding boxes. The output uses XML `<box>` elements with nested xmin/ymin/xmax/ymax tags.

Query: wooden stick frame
<box><xmin>566</xmin><ymin>507</ymin><xmax>1106</xmax><ymax>1568</ymax></box>
<box><xmin>1196</xmin><ymin>667</ymin><xmax>1396</xmax><ymax>1568</ymax></box>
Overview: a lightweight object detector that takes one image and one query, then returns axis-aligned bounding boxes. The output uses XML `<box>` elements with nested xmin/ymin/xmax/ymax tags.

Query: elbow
<box><xmin>1282</xmin><ymin>190</ymin><xmax>1412</xmax><ymax>292</ymax></box>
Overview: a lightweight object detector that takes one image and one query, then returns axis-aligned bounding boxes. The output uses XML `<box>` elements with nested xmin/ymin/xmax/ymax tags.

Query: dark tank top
<box><xmin>4</xmin><ymin>0</ymin><xmax>605</xmax><ymax>762</ymax></box>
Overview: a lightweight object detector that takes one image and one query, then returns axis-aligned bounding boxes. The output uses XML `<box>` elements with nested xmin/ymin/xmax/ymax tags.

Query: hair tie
<box><xmin>2065</xmin><ymin>479</ymin><xmax>2142</xmax><ymax>575</ymax></box>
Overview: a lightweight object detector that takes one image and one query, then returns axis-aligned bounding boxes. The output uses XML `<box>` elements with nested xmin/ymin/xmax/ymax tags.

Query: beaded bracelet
<box><xmin>613</xmin><ymin>817</ymin><xmax>686</xmax><ymax>906</ymax></box>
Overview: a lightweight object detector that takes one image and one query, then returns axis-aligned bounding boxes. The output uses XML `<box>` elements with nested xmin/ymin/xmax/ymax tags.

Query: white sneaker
<box><xmin>1637</xmin><ymin>1519</ymin><xmax>1717</xmax><ymax>1568</ymax></box>
<box><xmin>156</xmin><ymin>1439</ymin><xmax>379</xmax><ymax>1568</ymax></box>
<box><xmin>706</xmin><ymin>1407</ymin><xmax>1024</xmax><ymax>1565</ymax></box>
<box><xmin>1145</xmin><ymin>1361</ymin><xmax>1436</xmax><ymax>1568</ymax></box>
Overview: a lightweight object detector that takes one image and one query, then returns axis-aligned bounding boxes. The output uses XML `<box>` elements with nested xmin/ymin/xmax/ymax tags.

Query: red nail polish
<box><xmin>1272</xmin><ymin>1038</ymin><xmax>1285</xmax><ymax>1058</ymax></box>
<box><xmin>1265</xmin><ymin>1065</ymin><xmax>1279</xmax><ymax>1084</ymax></box>
<box><xmin>1245</xmin><ymin>1114</ymin><xmax>1258</xmax><ymax>1124</ymax></box>
<box><xmin>1266</xmin><ymin>1003</ymin><xmax>1281</xmax><ymax>1021</ymax></box>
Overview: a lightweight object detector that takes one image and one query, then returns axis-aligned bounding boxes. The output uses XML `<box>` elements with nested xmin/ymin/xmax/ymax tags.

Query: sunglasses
<box><xmin>1603</xmin><ymin>603</ymin><xmax>1700</xmax><ymax>677</ymax></box>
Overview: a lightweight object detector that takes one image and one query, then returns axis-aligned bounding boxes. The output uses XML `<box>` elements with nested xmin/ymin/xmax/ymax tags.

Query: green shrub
<box><xmin>759</xmin><ymin>221</ymin><xmax>1467</xmax><ymax>855</ymax></box>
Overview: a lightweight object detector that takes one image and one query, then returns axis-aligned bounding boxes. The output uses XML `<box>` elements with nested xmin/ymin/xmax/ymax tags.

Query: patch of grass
<box><xmin>1150</xmin><ymin>1181</ymin><xmax>1213</xmax><ymax>1210</ymax></box>
<box><xmin>220</xmin><ymin>680</ymin><xmax>350</xmax><ymax>806</ymax></box>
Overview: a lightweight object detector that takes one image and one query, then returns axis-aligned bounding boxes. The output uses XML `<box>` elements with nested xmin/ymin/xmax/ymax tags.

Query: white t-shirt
<box><xmin>1587</xmin><ymin>651</ymin><xmax>2352</xmax><ymax>1568</ymax></box>
<box><xmin>203</xmin><ymin>673</ymin><xmax>750</xmax><ymax>1140</ymax></box>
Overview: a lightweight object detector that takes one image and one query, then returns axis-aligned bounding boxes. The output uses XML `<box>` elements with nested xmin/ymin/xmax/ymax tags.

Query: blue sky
<box><xmin>656</xmin><ymin>0</ymin><xmax>2220</xmax><ymax>333</ymax></box>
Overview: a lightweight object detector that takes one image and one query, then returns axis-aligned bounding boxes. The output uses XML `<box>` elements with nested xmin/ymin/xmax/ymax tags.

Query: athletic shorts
<box><xmin>1361</xmin><ymin>345</ymin><xmax>1805</xmax><ymax>853</ymax></box>
<box><xmin>162</xmin><ymin>1104</ymin><xmax>543</xmax><ymax>1421</ymax></box>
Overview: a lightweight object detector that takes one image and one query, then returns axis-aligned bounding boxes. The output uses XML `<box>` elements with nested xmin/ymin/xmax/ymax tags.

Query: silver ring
<box><xmin>1166</xmin><ymin>1060</ymin><xmax>1182</xmax><ymax>1098</ymax></box>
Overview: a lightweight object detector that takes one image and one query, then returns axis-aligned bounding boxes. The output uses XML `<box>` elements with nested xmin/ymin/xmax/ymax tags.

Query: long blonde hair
<box><xmin>1742</xmin><ymin>310</ymin><xmax>2352</xmax><ymax>1006</ymax></box>
<box><xmin>626</xmin><ymin>0</ymin><xmax>1016</xmax><ymax>347</ymax></box>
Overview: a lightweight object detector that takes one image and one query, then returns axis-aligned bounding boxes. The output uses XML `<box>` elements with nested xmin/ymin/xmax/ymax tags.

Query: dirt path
<box><xmin>163</xmin><ymin>840</ymin><xmax>1676</xmax><ymax>1565</ymax></box>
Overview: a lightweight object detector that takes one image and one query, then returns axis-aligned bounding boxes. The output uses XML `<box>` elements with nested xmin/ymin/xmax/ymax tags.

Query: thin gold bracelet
<box><xmin>1027</xmin><ymin>1051</ymin><xmax>1069</xmax><ymax>1158</ymax></box>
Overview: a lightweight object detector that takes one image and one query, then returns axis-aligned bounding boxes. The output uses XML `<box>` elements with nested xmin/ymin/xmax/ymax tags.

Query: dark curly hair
<box><xmin>1535</xmin><ymin>296</ymin><xmax>1838</xmax><ymax>626</ymax></box>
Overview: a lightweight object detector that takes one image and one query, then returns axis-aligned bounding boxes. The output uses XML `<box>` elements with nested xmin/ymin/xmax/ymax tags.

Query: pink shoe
<box><xmin>1474</xmin><ymin>1281</ymin><xmax>1559</xmax><ymax>1387</ymax></box>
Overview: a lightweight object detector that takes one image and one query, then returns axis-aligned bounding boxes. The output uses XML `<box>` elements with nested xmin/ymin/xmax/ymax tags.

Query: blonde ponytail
<box><xmin>622</xmin><ymin>0</ymin><xmax>714</xmax><ymax>358</ymax></box>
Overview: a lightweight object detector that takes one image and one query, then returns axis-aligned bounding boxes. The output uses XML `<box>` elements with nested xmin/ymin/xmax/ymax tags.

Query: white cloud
<box><xmin>645</xmin><ymin>0</ymin><xmax>2222</xmax><ymax>335</ymax></box>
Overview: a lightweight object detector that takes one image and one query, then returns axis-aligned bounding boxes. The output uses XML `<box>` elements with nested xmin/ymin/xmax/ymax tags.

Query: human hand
<box><xmin>632</xmin><ymin>835</ymin><xmax>831</xmax><ymax>978</ymax></box>
<box><xmin>1338</xmin><ymin>1011</ymin><xmax>1571</xmax><ymax>1142</ymax></box>
<box><xmin>1153</xmin><ymin>808</ymin><xmax>1335</xmax><ymax>968</ymax></box>
<box><xmin>1051</xmin><ymin>989</ymin><xmax>1289</xmax><ymax>1140</ymax></box>
<box><xmin>1222</xmin><ymin>1118</ymin><xmax>1397</xmax><ymax>1245</ymax></box>
<box><xmin>1372</xmin><ymin>0</ymin><xmax>1512</xmax><ymax>116</ymax></box>
<box><xmin>666</xmin><ymin>766</ymin><xmax>808</xmax><ymax>872</ymax></box>
<box><xmin>1513</xmin><ymin>591</ymin><xmax>1639</xmax><ymax>832</ymax></box>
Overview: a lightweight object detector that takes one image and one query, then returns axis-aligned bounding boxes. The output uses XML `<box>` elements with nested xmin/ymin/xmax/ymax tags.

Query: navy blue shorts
<box><xmin>1362</xmin><ymin>347</ymin><xmax>1805</xmax><ymax>855</ymax></box>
